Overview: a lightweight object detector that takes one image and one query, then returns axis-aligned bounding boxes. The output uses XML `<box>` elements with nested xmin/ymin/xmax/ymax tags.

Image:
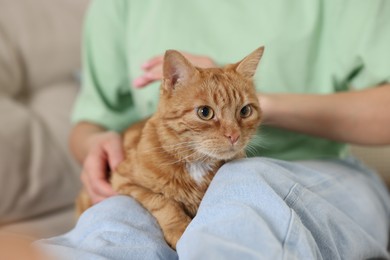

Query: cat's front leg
<box><xmin>117</xmin><ymin>184</ymin><xmax>191</xmax><ymax>249</ymax></box>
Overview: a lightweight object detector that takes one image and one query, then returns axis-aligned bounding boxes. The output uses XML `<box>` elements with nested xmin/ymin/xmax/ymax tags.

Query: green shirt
<box><xmin>73</xmin><ymin>0</ymin><xmax>390</xmax><ymax>161</ymax></box>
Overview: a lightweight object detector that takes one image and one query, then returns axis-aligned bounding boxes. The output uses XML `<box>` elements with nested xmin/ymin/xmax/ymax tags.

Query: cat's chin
<box><xmin>217</xmin><ymin>152</ymin><xmax>242</xmax><ymax>161</ymax></box>
<box><xmin>198</xmin><ymin>148</ymin><xmax>242</xmax><ymax>161</ymax></box>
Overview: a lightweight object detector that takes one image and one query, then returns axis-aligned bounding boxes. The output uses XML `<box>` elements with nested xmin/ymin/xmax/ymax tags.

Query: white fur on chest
<box><xmin>186</xmin><ymin>162</ymin><xmax>213</xmax><ymax>185</ymax></box>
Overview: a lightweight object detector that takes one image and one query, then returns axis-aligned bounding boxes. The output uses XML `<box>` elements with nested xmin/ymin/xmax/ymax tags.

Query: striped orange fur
<box><xmin>77</xmin><ymin>46</ymin><xmax>264</xmax><ymax>249</ymax></box>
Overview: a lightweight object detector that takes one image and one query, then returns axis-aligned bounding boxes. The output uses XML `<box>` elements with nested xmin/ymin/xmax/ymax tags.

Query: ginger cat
<box><xmin>77</xmin><ymin>46</ymin><xmax>264</xmax><ymax>249</ymax></box>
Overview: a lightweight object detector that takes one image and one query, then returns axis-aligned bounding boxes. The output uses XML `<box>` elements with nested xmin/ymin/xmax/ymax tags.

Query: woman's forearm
<box><xmin>69</xmin><ymin>122</ymin><xmax>107</xmax><ymax>164</ymax></box>
<box><xmin>259</xmin><ymin>84</ymin><xmax>390</xmax><ymax>145</ymax></box>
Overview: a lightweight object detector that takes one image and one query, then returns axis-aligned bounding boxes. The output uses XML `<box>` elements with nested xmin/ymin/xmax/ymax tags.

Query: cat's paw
<box><xmin>75</xmin><ymin>188</ymin><xmax>92</xmax><ymax>218</ymax></box>
<box><xmin>164</xmin><ymin>228</ymin><xmax>184</xmax><ymax>250</ymax></box>
<box><xmin>164</xmin><ymin>218</ymin><xmax>191</xmax><ymax>250</ymax></box>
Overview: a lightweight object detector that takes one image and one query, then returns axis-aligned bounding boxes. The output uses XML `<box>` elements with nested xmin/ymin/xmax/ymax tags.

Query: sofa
<box><xmin>0</xmin><ymin>0</ymin><xmax>389</xmax><ymax>240</ymax></box>
<box><xmin>0</xmin><ymin>0</ymin><xmax>89</xmax><ymax>238</ymax></box>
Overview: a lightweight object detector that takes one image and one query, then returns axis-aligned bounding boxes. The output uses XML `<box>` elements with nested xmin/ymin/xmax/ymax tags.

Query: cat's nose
<box><xmin>225</xmin><ymin>132</ymin><xmax>240</xmax><ymax>144</ymax></box>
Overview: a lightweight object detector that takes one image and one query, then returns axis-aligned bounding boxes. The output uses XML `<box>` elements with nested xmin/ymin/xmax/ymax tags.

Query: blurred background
<box><xmin>0</xmin><ymin>0</ymin><xmax>88</xmax><ymax>238</ymax></box>
<box><xmin>0</xmin><ymin>0</ymin><xmax>388</xmax><ymax>240</ymax></box>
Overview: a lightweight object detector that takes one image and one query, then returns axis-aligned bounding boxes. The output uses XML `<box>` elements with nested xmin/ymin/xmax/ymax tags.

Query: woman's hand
<box><xmin>80</xmin><ymin>131</ymin><xmax>123</xmax><ymax>204</ymax></box>
<box><xmin>133</xmin><ymin>52</ymin><xmax>216</xmax><ymax>88</ymax></box>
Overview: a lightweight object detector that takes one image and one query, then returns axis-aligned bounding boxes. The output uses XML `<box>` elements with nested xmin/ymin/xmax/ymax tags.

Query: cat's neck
<box><xmin>144</xmin><ymin>117</ymin><xmax>224</xmax><ymax>183</ymax></box>
<box><xmin>185</xmin><ymin>161</ymin><xmax>221</xmax><ymax>185</ymax></box>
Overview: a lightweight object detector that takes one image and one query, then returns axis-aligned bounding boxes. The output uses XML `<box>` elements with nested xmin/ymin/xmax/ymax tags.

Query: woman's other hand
<box><xmin>70</xmin><ymin>122</ymin><xmax>124</xmax><ymax>204</ymax></box>
<box><xmin>80</xmin><ymin>131</ymin><xmax>123</xmax><ymax>203</ymax></box>
<box><xmin>133</xmin><ymin>52</ymin><xmax>216</xmax><ymax>88</ymax></box>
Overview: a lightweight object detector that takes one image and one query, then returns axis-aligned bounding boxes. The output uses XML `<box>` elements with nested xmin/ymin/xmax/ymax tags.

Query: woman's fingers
<box><xmin>133</xmin><ymin>65</ymin><xmax>163</xmax><ymax>88</ymax></box>
<box><xmin>134</xmin><ymin>52</ymin><xmax>216</xmax><ymax>88</ymax></box>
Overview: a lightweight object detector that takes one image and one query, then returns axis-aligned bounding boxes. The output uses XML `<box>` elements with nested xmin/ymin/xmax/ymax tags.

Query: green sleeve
<box><xmin>349</xmin><ymin>1</ymin><xmax>390</xmax><ymax>89</ymax></box>
<box><xmin>71</xmin><ymin>0</ymin><xmax>137</xmax><ymax>131</ymax></box>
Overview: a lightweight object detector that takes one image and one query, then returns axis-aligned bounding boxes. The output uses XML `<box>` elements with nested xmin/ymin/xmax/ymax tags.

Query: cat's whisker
<box><xmin>249</xmin><ymin>134</ymin><xmax>269</xmax><ymax>148</ymax></box>
<box><xmin>155</xmin><ymin>147</ymin><xmax>199</xmax><ymax>161</ymax></box>
<box><xmin>197</xmin><ymin>150</ymin><xmax>214</xmax><ymax>164</ymax></box>
<box><xmin>197</xmin><ymin>148</ymin><xmax>220</xmax><ymax>163</ymax></box>
<box><xmin>187</xmin><ymin>145</ymin><xmax>220</xmax><ymax>164</ymax></box>
<box><xmin>246</xmin><ymin>142</ymin><xmax>259</xmax><ymax>150</ymax></box>
<box><xmin>143</xmin><ymin>145</ymin><xmax>194</xmax><ymax>155</ymax></box>
<box><xmin>249</xmin><ymin>140</ymin><xmax>267</xmax><ymax>148</ymax></box>
<box><xmin>161</xmin><ymin>149</ymin><xmax>200</xmax><ymax>166</ymax></box>
<box><xmin>163</xmin><ymin>140</ymin><xmax>199</xmax><ymax>148</ymax></box>
<box><xmin>142</xmin><ymin>141</ymin><xmax>200</xmax><ymax>154</ymax></box>
<box><xmin>245</xmin><ymin>143</ymin><xmax>259</xmax><ymax>157</ymax></box>
<box><xmin>245</xmin><ymin>147</ymin><xmax>256</xmax><ymax>158</ymax></box>
<box><xmin>143</xmin><ymin>140</ymin><xmax>198</xmax><ymax>151</ymax></box>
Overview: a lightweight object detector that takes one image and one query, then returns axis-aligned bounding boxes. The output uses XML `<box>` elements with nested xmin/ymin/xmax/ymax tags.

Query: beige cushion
<box><xmin>0</xmin><ymin>0</ymin><xmax>89</xmax><ymax>95</ymax></box>
<box><xmin>0</xmin><ymin>81</ymin><xmax>81</xmax><ymax>224</ymax></box>
<box><xmin>0</xmin><ymin>0</ymin><xmax>89</xmax><ymax>228</ymax></box>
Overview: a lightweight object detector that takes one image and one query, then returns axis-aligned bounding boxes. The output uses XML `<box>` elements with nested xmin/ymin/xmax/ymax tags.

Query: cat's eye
<box><xmin>240</xmin><ymin>105</ymin><xmax>252</xmax><ymax>118</ymax></box>
<box><xmin>197</xmin><ymin>106</ymin><xmax>214</xmax><ymax>120</ymax></box>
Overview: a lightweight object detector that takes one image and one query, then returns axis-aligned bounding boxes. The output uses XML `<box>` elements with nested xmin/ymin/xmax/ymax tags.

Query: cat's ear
<box><xmin>235</xmin><ymin>46</ymin><xmax>264</xmax><ymax>79</ymax></box>
<box><xmin>163</xmin><ymin>50</ymin><xmax>197</xmax><ymax>90</ymax></box>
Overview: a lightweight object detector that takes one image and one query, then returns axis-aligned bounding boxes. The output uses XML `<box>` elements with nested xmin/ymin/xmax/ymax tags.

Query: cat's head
<box><xmin>156</xmin><ymin>47</ymin><xmax>264</xmax><ymax>161</ymax></box>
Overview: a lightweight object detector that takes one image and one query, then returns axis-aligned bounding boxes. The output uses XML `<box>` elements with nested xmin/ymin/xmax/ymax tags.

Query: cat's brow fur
<box><xmin>76</xmin><ymin>46</ymin><xmax>264</xmax><ymax>249</ymax></box>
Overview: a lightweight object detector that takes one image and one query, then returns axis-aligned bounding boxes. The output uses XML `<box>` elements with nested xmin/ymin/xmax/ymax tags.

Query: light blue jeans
<box><xmin>37</xmin><ymin>157</ymin><xmax>390</xmax><ymax>259</ymax></box>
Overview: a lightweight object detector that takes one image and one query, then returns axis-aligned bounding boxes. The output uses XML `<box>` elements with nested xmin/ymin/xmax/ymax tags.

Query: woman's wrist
<box><xmin>258</xmin><ymin>93</ymin><xmax>279</xmax><ymax>126</ymax></box>
<box><xmin>69</xmin><ymin>122</ymin><xmax>107</xmax><ymax>164</ymax></box>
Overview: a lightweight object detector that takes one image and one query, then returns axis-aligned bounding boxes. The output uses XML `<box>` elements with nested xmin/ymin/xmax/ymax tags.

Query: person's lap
<box><xmin>37</xmin><ymin>157</ymin><xmax>390</xmax><ymax>260</ymax></box>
